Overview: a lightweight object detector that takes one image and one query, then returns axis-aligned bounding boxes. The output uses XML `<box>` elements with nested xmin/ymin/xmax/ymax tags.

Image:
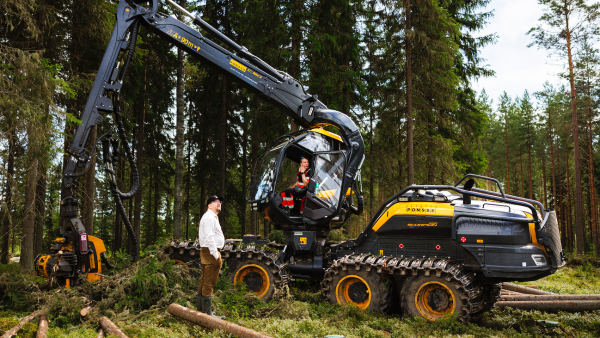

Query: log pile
<box><xmin>496</xmin><ymin>283</ymin><xmax>600</xmax><ymax>312</ymax></box>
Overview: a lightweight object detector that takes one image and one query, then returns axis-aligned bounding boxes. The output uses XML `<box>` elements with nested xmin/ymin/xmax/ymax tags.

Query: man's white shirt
<box><xmin>199</xmin><ymin>209</ymin><xmax>225</xmax><ymax>259</ymax></box>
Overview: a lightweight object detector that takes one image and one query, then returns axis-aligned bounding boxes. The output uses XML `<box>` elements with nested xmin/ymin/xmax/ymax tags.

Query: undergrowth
<box><xmin>1</xmin><ymin>244</ymin><xmax>600</xmax><ymax>337</ymax></box>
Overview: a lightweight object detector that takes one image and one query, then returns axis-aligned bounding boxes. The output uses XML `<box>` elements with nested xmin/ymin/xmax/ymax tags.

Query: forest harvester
<box><xmin>35</xmin><ymin>0</ymin><xmax>565</xmax><ymax>322</ymax></box>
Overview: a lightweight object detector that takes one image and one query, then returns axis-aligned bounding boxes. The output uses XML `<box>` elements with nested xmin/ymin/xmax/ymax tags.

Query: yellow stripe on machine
<box><xmin>372</xmin><ymin>202</ymin><xmax>455</xmax><ymax>232</ymax></box>
<box><xmin>310</xmin><ymin>128</ymin><xmax>343</xmax><ymax>142</ymax></box>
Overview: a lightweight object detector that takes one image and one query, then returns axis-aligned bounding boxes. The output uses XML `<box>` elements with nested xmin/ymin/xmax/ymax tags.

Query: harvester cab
<box><xmin>248</xmin><ymin>128</ymin><xmax>363</xmax><ymax>232</ymax></box>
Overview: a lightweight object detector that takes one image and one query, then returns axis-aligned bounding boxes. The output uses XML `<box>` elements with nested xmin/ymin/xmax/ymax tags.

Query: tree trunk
<box><xmin>542</xmin><ymin>153</ymin><xmax>548</xmax><ymax>210</ymax></box>
<box><xmin>520</xmin><ymin>152</ymin><xmax>524</xmax><ymax>197</ymax></box>
<box><xmin>219</xmin><ymin>76</ymin><xmax>227</xmax><ymax>234</ymax></box>
<box><xmin>185</xmin><ymin>140</ymin><xmax>191</xmax><ymax>240</ymax></box>
<box><xmin>565</xmin><ymin>16</ymin><xmax>585</xmax><ymax>255</ymax></box>
<box><xmin>1</xmin><ymin>132</ymin><xmax>15</xmax><ymax>264</ymax></box>
<box><xmin>146</xmin><ymin>169</ymin><xmax>153</xmax><ymax>248</ymax></box>
<box><xmin>527</xmin><ymin>135</ymin><xmax>533</xmax><ymax>200</ymax></box>
<box><xmin>34</xmin><ymin>163</ymin><xmax>47</xmax><ymax>257</ymax></box>
<box><xmin>82</xmin><ymin>125</ymin><xmax>97</xmax><ymax>235</ymax></box>
<box><xmin>566</xmin><ymin>146</ymin><xmax>574</xmax><ymax>252</ymax></box>
<box><xmin>405</xmin><ymin>0</ymin><xmax>414</xmax><ymax>185</ymax></box>
<box><xmin>241</xmin><ymin>112</ymin><xmax>248</xmax><ymax>236</ymax></box>
<box><xmin>21</xmin><ymin>157</ymin><xmax>38</xmax><ymax>272</ymax></box>
<box><xmin>133</xmin><ymin>67</ymin><xmax>146</xmax><ymax>253</ymax></box>
<box><xmin>153</xmin><ymin>168</ymin><xmax>160</xmax><ymax>244</ymax></box>
<box><xmin>505</xmin><ymin>113</ymin><xmax>511</xmax><ymax>194</ymax></box>
<box><xmin>250</xmin><ymin>122</ymin><xmax>258</xmax><ymax>235</ymax></box>
<box><xmin>113</xmin><ymin>155</ymin><xmax>124</xmax><ymax>253</ymax></box>
<box><xmin>587</xmin><ymin>104</ymin><xmax>598</xmax><ymax>257</ymax></box>
<box><xmin>173</xmin><ymin>0</ymin><xmax>186</xmax><ymax>240</ymax></box>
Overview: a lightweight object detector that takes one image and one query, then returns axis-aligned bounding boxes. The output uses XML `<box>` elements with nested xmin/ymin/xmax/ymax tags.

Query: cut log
<box><xmin>500</xmin><ymin>291</ymin><xmax>526</xmax><ymax>296</ymax></box>
<box><xmin>522</xmin><ymin>285</ymin><xmax>539</xmax><ymax>289</ymax></box>
<box><xmin>168</xmin><ymin>304</ymin><xmax>272</xmax><ymax>338</ymax></box>
<box><xmin>36</xmin><ymin>314</ymin><xmax>48</xmax><ymax>338</ymax></box>
<box><xmin>1</xmin><ymin>310</ymin><xmax>43</xmax><ymax>338</ymax></box>
<box><xmin>496</xmin><ymin>300</ymin><xmax>600</xmax><ymax>312</ymax></box>
<box><xmin>98</xmin><ymin>317</ymin><xmax>128</xmax><ymax>338</ymax></box>
<box><xmin>97</xmin><ymin>328</ymin><xmax>105</xmax><ymax>338</ymax></box>
<box><xmin>502</xmin><ymin>283</ymin><xmax>554</xmax><ymax>295</ymax></box>
<box><xmin>500</xmin><ymin>294</ymin><xmax>600</xmax><ymax>301</ymax></box>
<box><xmin>81</xmin><ymin>306</ymin><xmax>92</xmax><ymax>317</ymax></box>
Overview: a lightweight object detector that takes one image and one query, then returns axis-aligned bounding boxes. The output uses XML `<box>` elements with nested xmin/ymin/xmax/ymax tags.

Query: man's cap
<box><xmin>207</xmin><ymin>195</ymin><xmax>223</xmax><ymax>206</ymax></box>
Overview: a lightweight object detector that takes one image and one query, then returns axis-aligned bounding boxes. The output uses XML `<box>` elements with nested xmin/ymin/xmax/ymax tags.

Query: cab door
<box><xmin>303</xmin><ymin>151</ymin><xmax>347</xmax><ymax>221</ymax></box>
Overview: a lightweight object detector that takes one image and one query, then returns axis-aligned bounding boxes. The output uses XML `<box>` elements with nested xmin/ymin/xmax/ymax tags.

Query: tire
<box><xmin>400</xmin><ymin>271</ymin><xmax>469</xmax><ymax>321</ymax></box>
<box><xmin>322</xmin><ymin>255</ymin><xmax>393</xmax><ymax>313</ymax></box>
<box><xmin>225</xmin><ymin>255</ymin><xmax>281</xmax><ymax>302</ymax></box>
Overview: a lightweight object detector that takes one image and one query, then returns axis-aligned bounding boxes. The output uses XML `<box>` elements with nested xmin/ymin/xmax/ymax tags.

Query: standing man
<box><xmin>198</xmin><ymin>195</ymin><xmax>226</xmax><ymax>319</ymax></box>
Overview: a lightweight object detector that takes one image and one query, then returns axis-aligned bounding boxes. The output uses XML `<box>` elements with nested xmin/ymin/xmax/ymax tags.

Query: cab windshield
<box><xmin>311</xmin><ymin>153</ymin><xmax>346</xmax><ymax>208</ymax></box>
<box><xmin>251</xmin><ymin>145</ymin><xmax>283</xmax><ymax>201</ymax></box>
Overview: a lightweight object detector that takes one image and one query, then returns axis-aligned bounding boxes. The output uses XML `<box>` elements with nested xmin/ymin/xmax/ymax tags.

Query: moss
<box><xmin>1</xmin><ymin>246</ymin><xmax>599</xmax><ymax>337</ymax></box>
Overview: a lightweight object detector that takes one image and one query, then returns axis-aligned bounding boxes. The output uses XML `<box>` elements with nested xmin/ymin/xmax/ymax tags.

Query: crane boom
<box><xmin>61</xmin><ymin>0</ymin><xmax>364</xmax><ymax>260</ymax></box>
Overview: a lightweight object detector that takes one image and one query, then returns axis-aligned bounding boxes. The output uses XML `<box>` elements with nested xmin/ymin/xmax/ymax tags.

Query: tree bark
<box><xmin>34</xmin><ymin>163</ymin><xmax>47</xmax><ymax>257</ymax></box>
<box><xmin>173</xmin><ymin>0</ymin><xmax>187</xmax><ymax>240</ymax></box>
<box><xmin>21</xmin><ymin>157</ymin><xmax>38</xmax><ymax>272</ymax></box>
<box><xmin>1</xmin><ymin>132</ymin><xmax>15</xmax><ymax>264</ymax></box>
<box><xmin>566</xmin><ymin>146</ymin><xmax>574</xmax><ymax>252</ymax></box>
<box><xmin>219</xmin><ymin>76</ymin><xmax>228</xmax><ymax>234</ymax></box>
<box><xmin>519</xmin><ymin>152</ymin><xmax>524</xmax><ymax>197</ymax></box>
<box><xmin>153</xmin><ymin>169</ymin><xmax>159</xmax><ymax>244</ymax></box>
<box><xmin>565</xmin><ymin>15</ymin><xmax>585</xmax><ymax>255</ymax></box>
<box><xmin>133</xmin><ymin>66</ymin><xmax>146</xmax><ymax>252</ymax></box>
<box><xmin>587</xmin><ymin>104</ymin><xmax>598</xmax><ymax>257</ymax></box>
<box><xmin>405</xmin><ymin>0</ymin><xmax>414</xmax><ymax>185</ymax></box>
<box><xmin>505</xmin><ymin>111</ymin><xmax>511</xmax><ymax>194</ymax></box>
<box><xmin>185</xmin><ymin>139</ymin><xmax>191</xmax><ymax>240</ymax></box>
<box><xmin>82</xmin><ymin>125</ymin><xmax>97</xmax><ymax>235</ymax></box>
<box><xmin>542</xmin><ymin>153</ymin><xmax>548</xmax><ymax>210</ymax></box>
<box><xmin>527</xmin><ymin>134</ymin><xmax>533</xmax><ymax>200</ymax></box>
<box><xmin>113</xmin><ymin>155</ymin><xmax>124</xmax><ymax>253</ymax></box>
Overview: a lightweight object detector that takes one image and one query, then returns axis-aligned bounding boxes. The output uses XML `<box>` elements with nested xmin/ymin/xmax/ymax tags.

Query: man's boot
<box><xmin>196</xmin><ymin>294</ymin><xmax>204</xmax><ymax>312</ymax></box>
<box><xmin>202</xmin><ymin>296</ymin><xmax>226</xmax><ymax>320</ymax></box>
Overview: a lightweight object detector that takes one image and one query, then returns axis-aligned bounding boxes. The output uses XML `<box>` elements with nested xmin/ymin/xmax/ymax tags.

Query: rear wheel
<box><xmin>322</xmin><ymin>255</ymin><xmax>392</xmax><ymax>313</ymax></box>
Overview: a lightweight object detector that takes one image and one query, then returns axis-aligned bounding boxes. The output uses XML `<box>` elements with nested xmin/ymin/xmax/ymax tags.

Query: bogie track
<box><xmin>322</xmin><ymin>255</ymin><xmax>493</xmax><ymax>323</ymax></box>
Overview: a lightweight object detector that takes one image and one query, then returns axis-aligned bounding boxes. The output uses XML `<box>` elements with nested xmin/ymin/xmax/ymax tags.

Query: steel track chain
<box><xmin>321</xmin><ymin>253</ymin><xmax>392</xmax><ymax>312</ymax></box>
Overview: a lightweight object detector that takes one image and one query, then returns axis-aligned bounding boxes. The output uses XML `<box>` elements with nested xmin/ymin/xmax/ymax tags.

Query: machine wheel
<box><xmin>222</xmin><ymin>245</ymin><xmax>287</xmax><ymax>303</ymax></box>
<box><xmin>387</xmin><ymin>257</ymin><xmax>484</xmax><ymax>323</ymax></box>
<box><xmin>321</xmin><ymin>254</ymin><xmax>393</xmax><ymax>313</ymax></box>
<box><xmin>474</xmin><ymin>283</ymin><xmax>502</xmax><ymax>317</ymax></box>
<box><xmin>400</xmin><ymin>273</ymin><xmax>468</xmax><ymax>321</ymax></box>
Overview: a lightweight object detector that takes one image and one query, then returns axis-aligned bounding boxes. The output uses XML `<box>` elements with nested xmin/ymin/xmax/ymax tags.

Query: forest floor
<box><xmin>1</xmin><ymin>246</ymin><xmax>600</xmax><ymax>338</ymax></box>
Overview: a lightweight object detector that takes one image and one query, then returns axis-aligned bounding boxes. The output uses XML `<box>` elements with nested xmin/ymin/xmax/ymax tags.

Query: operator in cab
<box><xmin>198</xmin><ymin>195</ymin><xmax>226</xmax><ymax>319</ymax></box>
<box><xmin>281</xmin><ymin>157</ymin><xmax>312</xmax><ymax>215</ymax></box>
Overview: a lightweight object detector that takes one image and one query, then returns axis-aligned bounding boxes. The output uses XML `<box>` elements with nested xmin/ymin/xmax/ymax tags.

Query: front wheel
<box><xmin>223</xmin><ymin>248</ymin><xmax>287</xmax><ymax>302</ymax></box>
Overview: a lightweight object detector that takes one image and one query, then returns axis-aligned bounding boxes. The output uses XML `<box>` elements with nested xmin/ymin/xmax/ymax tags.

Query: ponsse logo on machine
<box><xmin>405</xmin><ymin>204</ymin><xmax>436</xmax><ymax>213</ymax></box>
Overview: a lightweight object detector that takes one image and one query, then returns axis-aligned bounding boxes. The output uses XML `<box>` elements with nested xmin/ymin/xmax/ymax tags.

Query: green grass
<box><xmin>2</xmin><ymin>253</ymin><xmax>600</xmax><ymax>337</ymax></box>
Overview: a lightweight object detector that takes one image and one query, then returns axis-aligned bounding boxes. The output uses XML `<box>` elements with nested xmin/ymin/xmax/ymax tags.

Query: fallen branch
<box><xmin>496</xmin><ymin>300</ymin><xmax>600</xmax><ymax>312</ymax></box>
<box><xmin>502</xmin><ymin>283</ymin><xmax>554</xmax><ymax>295</ymax></box>
<box><xmin>98</xmin><ymin>317</ymin><xmax>128</xmax><ymax>338</ymax></box>
<box><xmin>36</xmin><ymin>314</ymin><xmax>48</xmax><ymax>338</ymax></box>
<box><xmin>500</xmin><ymin>294</ymin><xmax>600</xmax><ymax>302</ymax></box>
<box><xmin>168</xmin><ymin>304</ymin><xmax>272</xmax><ymax>338</ymax></box>
<box><xmin>1</xmin><ymin>309</ymin><xmax>43</xmax><ymax>338</ymax></box>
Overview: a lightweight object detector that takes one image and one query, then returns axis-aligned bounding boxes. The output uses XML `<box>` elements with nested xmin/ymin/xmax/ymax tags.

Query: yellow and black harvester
<box><xmin>33</xmin><ymin>0</ymin><xmax>565</xmax><ymax>323</ymax></box>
